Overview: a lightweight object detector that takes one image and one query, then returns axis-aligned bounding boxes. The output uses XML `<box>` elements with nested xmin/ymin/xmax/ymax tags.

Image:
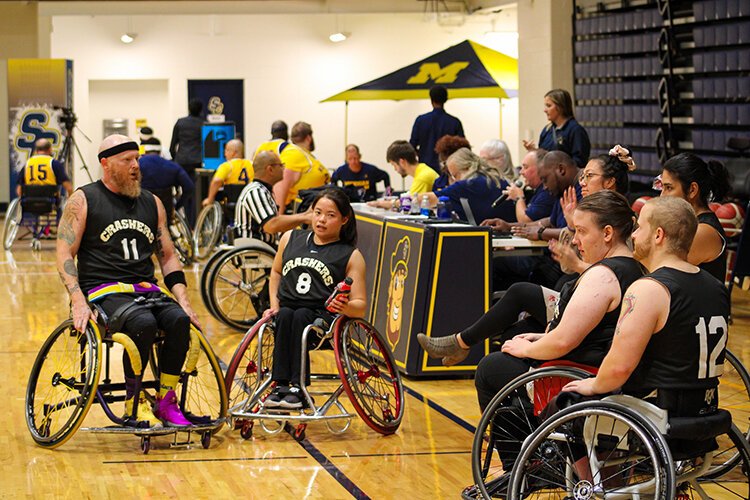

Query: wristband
<box><xmin>537</xmin><ymin>227</ymin><xmax>545</xmax><ymax>240</ymax></box>
<box><xmin>164</xmin><ymin>270</ymin><xmax>187</xmax><ymax>290</ymax></box>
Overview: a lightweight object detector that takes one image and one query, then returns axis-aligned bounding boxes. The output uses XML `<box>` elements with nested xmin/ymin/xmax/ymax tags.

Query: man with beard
<box><xmin>274</xmin><ymin>121</ymin><xmax>330</xmax><ymax>213</ymax></box>
<box><xmin>563</xmin><ymin>197</ymin><xmax>729</xmax><ymax>451</ymax></box>
<box><xmin>56</xmin><ymin>134</ymin><xmax>200</xmax><ymax>428</ymax></box>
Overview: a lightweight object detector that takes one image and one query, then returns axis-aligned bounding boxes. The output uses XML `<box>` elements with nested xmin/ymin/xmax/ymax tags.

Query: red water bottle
<box><xmin>326</xmin><ymin>277</ymin><xmax>353</xmax><ymax>312</ymax></box>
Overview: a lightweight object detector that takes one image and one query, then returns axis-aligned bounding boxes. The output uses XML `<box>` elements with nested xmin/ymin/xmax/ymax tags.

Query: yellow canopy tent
<box><xmin>322</xmin><ymin>39</ymin><xmax>518</xmax><ymax>141</ymax></box>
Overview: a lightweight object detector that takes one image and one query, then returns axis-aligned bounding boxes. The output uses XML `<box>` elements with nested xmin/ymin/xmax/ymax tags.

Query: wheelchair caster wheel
<box><xmin>293</xmin><ymin>424</ymin><xmax>307</xmax><ymax>442</ymax></box>
<box><xmin>201</xmin><ymin>431</ymin><xmax>211</xmax><ymax>449</ymax></box>
<box><xmin>240</xmin><ymin>420</ymin><xmax>254</xmax><ymax>440</ymax></box>
<box><xmin>140</xmin><ymin>436</ymin><xmax>150</xmax><ymax>454</ymax></box>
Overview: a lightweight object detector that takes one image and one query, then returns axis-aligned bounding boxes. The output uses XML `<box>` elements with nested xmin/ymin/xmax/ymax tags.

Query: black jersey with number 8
<box><xmin>277</xmin><ymin>229</ymin><xmax>354</xmax><ymax>310</ymax></box>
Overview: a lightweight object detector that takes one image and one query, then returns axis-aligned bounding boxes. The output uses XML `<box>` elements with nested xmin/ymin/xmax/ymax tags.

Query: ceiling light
<box><xmin>120</xmin><ymin>33</ymin><xmax>136</xmax><ymax>44</ymax></box>
<box><xmin>329</xmin><ymin>32</ymin><xmax>349</xmax><ymax>43</ymax></box>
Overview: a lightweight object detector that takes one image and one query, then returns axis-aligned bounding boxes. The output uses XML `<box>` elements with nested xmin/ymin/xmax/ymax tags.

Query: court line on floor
<box><xmin>402</xmin><ymin>384</ymin><xmax>476</xmax><ymax>434</ymax></box>
<box><xmin>102</xmin><ymin>454</ymin><xmax>309</xmax><ymax>464</ymax></box>
<box><xmin>288</xmin><ymin>424</ymin><xmax>371</xmax><ymax>500</ymax></box>
<box><xmin>330</xmin><ymin>450</ymin><xmax>471</xmax><ymax>459</ymax></box>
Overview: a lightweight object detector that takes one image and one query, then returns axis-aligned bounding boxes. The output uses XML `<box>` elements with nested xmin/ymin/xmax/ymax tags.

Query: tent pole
<box><xmin>344</xmin><ymin>100</ymin><xmax>349</xmax><ymax>146</ymax></box>
<box><xmin>498</xmin><ymin>98</ymin><xmax>503</xmax><ymax>139</ymax></box>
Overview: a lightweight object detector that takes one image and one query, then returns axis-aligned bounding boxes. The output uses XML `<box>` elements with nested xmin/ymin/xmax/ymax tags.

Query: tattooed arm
<box><xmin>153</xmin><ymin>196</ymin><xmax>200</xmax><ymax>327</ymax></box>
<box><xmin>563</xmin><ymin>278</ymin><xmax>670</xmax><ymax>395</ymax></box>
<box><xmin>56</xmin><ymin>190</ymin><xmax>90</xmax><ymax>332</ymax></box>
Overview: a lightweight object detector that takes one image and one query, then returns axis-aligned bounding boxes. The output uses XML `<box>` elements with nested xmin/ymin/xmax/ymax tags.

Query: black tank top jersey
<box><xmin>696</xmin><ymin>211</ymin><xmax>727</xmax><ymax>282</ymax></box>
<box><xmin>77</xmin><ymin>181</ymin><xmax>158</xmax><ymax>293</ymax></box>
<box><xmin>624</xmin><ymin>267</ymin><xmax>730</xmax><ymax>394</ymax></box>
<box><xmin>277</xmin><ymin>229</ymin><xmax>355</xmax><ymax>309</ymax></box>
<box><xmin>549</xmin><ymin>256</ymin><xmax>646</xmax><ymax>366</ymax></box>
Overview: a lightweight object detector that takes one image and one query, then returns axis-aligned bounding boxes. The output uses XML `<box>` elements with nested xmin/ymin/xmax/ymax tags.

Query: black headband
<box><xmin>98</xmin><ymin>141</ymin><xmax>139</xmax><ymax>161</ymax></box>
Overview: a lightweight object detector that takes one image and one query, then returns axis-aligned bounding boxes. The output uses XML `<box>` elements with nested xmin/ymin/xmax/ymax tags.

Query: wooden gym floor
<box><xmin>2</xmin><ymin>238</ymin><xmax>749</xmax><ymax>499</ymax></box>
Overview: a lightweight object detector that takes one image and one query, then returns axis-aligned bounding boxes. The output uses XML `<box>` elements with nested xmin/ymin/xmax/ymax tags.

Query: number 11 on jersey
<box><xmin>121</xmin><ymin>238</ymin><xmax>140</xmax><ymax>260</ymax></box>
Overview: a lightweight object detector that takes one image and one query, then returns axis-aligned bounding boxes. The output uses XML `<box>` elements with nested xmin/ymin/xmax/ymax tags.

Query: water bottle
<box><xmin>420</xmin><ymin>194</ymin><xmax>431</xmax><ymax>216</ymax></box>
<box><xmin>437</xmin><ymin>196</ymin><xmax>450</xmax><ymax>219</ymax></box>
<box><xmin>410</xmin><ymin>194</ymin><xmax>421</xmax><ymax>215</ymax></box>
<box><xmin>325</xmin><ymin>277</ymin><xmax>353</xmax><ymax>313</ymax></box>
<box><xmin>399</xmin><ymin>193</ymin><xmax>411</xmax><ymax>213</ymax></box>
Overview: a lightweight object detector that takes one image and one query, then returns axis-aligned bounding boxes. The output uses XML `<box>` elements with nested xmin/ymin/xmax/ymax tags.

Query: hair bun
<box><xmin>609</xmin><ymin>144</ymin><xmax>637</xmax><ymax>172</ymax></box>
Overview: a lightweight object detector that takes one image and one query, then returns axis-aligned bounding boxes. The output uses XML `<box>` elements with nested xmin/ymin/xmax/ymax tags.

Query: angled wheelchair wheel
<box><xmin>224</xmin><ymin>316</ymin><xmax>275</xmax><ymax>416</ymax></box>
<box><xmin>708</xmin><ymin>348</ymin><xmax>750</xmax><ymax>478</ymax></box>
<box><xmin>200</xmin><ymin>247</ymin><xmax>232</xmax><ymax>319</ymax></box>
<box><xmin>3</xmin><ymin>197</ymin><xmax>22</xmax><ymax>250</ymax></box>
<box><xmin>25</xmin><ymin>319</ymin><xmax>102</xmax><ymax>448</ymax></box>
<box><xmin>507</xmin><ymin>401</ymin><xmax>676</xmax><ymax>500</ymax></box>
<box><xmin>470</xmin><ymin>366</ymin><xmax>593</xmax><ymax>500</ymax></box>
<box><xmin>171</xmin><ymin>210</ymin><xmax>194</xmax><ymax>265</ymax></box>
<box><xmin>194</xmin><ymin>202</ymin><xmax>222</xmax><ymax>260</ymax></box>
<box><xmin>334</xmin><ymin>317</ymin><xmax>404</xmax><ymax>435</ymax></box>
<box><xmin>208</xmin><ymin>246</ymin><xmax>274</xmax><ymax>331</ymax></box>
<box><xmin>688</xmin><ymin>424</ymin><xmax>750</xmax><ymax>498</ymax></box>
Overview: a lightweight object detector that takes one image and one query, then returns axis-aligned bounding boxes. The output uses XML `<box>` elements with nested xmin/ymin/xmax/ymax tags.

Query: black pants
<box><xmin>98</xmin><ymin>293</ymin><xmax>191</xmax><ymax>379</ymax></box>
<box><xmin>493</xmin><ymin>254</ymin><xmax>564</xmax><ymax>291</ymax></box>
<box><xmin>462</xmin><ymin>282</ymin><xmax>548</xmax><ymax>347</ymax></box>
<box><xmin>272</xmin><ymin>306</ymin><xmax>331</xmax><ymax>387</ymax></box>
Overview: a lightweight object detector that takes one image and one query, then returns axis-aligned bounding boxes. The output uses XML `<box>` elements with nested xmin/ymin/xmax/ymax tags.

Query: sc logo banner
<box><xmin>13</xmin><ymin>107</ymin><xmax>61</xmax><ymax>158</ymax></box>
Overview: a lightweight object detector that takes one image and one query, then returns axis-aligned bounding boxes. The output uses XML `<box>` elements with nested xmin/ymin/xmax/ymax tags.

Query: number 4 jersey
<box><xmin>277</xmin><ymin>229</ymin><xmax>354</xmax><ymax>310</ymax></box>
<box><xmin>624</xmin><ymin>267</ymin><xmax>731</xmax><ymax>393</ymax></box>
<box><xmin>77</xmin><ymin>180</ymin><xmax>158</xmax><ymax>294</ymax></box>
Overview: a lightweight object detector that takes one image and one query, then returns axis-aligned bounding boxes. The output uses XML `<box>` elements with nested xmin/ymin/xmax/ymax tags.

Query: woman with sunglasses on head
<box><xmin>657</xmin><ymin>152</ymin><xmax>731</xmax><ymax>282</ymax></box>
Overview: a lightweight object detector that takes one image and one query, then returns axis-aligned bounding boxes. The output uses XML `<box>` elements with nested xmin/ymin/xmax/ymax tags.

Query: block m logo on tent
<box><xmin>406</xmin><ymin>62</ymin><xmax>470</xmax><ymax>84</ymax></box>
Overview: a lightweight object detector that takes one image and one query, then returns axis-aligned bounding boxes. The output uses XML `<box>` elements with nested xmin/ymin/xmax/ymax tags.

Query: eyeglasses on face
<box><xmin>580</xmin><ymin>171</ymin><xmax>603</xmax><ymax>183</ymax></box>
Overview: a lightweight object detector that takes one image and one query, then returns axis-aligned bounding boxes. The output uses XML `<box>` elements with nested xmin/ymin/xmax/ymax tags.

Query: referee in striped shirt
<box><xmin>235</xmin><ymin>151</ymin><xmax>312</xmax><ymax>246</ymax></box>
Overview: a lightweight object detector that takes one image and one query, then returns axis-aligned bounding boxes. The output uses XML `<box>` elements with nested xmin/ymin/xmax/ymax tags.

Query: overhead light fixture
<box><xmin>329</xmin><ymin>31</ymin><xmax>349</xmax><ymax>43</ymax></box>
<box><xmin>120</xmin><ymin>33</ymin><xmax>136</xmax><ymax>44</ymax></box>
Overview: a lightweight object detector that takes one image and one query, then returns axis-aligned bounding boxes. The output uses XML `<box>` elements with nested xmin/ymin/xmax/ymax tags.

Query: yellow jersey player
<box><xmin>274</xmin><ymin>122</ymin><xmax>330</xmax><ymax>212</ymax></box>
<box><xmin>202</xmin><ymin>139</ymin><xmax>253</xmax><ymax>207</ymax></box>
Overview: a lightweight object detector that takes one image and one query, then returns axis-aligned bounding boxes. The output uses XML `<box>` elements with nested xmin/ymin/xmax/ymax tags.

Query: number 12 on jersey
<box><xmin>696</xmin><ymin>315</ymin><xmax>728</xmax><ymax>379</ymax></box>
<box><xmin>121</xmin><ymin>238</ymin><xmax>140</xmax><ymax>260</ymax></box>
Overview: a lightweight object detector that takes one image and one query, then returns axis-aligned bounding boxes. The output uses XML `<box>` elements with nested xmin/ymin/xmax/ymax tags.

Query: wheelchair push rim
<box><xmin>3</xmin><ymin>197</ymin><xmax>22</xmax><ymax>250</ymax></box>
<box><xmin>507</xmin><ymin>401</ymin><xmax>676</xmax><ymax>500</ymax></box>
<box><xmin>208</xmin><ymin>246</ymin><xmax>274</xmax><ymax>331</ymax></box>
<box><xmin>171</xmin><ymin>210</ymin><xmax>194</xmax><ymax>265</ymax></box>
<box><xmin>200</xmin><ymin>246</ymin><xmax>232</xmax><ymax>320</ymax></box>
<box><xmin>470</xmin><ymin>366</ymin><xmax>594</xmax><ymax>500</ymax></box>
<box><xmin>25</xmin><ymin>319</ymin><xmax>102</xmax><ymax>448</ymax></box>
<box><xmin>333</xmin><ymin>317</ymin><xmax>404</xmax><ymax>435</ymax></box>
<box><xmin>193</xmin><ymin>202</ymin><xmax>222</xmax><ymax>260</ymax></box>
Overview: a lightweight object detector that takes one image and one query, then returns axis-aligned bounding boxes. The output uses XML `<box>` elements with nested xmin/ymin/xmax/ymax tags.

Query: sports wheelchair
<box><xmin>194</xmin><ymin>184</ymin><xmax>246</xmax><ymax>260</ymax></box>
<box><xmin>3</xmin><ymin>185</ymin><xmax>61</xmax><ymax>251</ymax></box>
<box><xmin>25</xmin><ymin>293</ymin><xmax>228</xmax><ymax>454</ymax></box>
<box><xmin>149</xmin><ymin>188</ymin><xmax>193</xmax><ymax>265</ymax></box>
<box><xmin>467</xmin><ymin>353</ymin><xmax>750</xmax><ymax>499</ymax></box>
<box><xmin>199</xmin><ymin>239</ymin><xmax>276</xmax><ymax>331</ymax></box>
<box><xmin>224</xmin><ymin>313</ymin><xmax>404</xmax><ymax>441</ymax></box>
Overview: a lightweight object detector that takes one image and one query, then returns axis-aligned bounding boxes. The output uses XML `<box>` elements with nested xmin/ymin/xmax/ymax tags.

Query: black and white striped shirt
<box><xmin>234</xmin><ymin>180</ymin><xmax>278</xmax><ymax>246</ymax></box>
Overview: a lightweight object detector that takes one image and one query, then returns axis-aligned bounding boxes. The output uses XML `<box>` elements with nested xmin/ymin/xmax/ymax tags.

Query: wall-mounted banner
<box><xmin>187</xmin><ymin>79</ymin><xmax>244</xmax><ymax>138</ymax></box>
<box><xmin>7</xmin><ymin>59</ymin><xmax>73</xmax><ymax>199</ymax></box>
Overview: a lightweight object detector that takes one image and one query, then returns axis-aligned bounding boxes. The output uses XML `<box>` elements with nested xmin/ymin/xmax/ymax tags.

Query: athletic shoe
<box><xmin>264</xmin><ymin>386</ymin><xmax>287</xmax><ymax>409</ymax></box>
<box><xmin>417</xmin><ymin>333</ymin><xmax>470</xmax><ymax>366</ymax></box>
<box><xmin>123</xmin><ymin>393</ymin><xmax>162</xmax><ymax>428</ymax></box>
<box><xmin>279</xmin><ymin>386</ymin><xmax>305</xmax><ymax>409</ymax></box>
<box><xmin>155</xmin><ymin>390</ymin><xmax>192</xmax><ymax>426</ymax></box>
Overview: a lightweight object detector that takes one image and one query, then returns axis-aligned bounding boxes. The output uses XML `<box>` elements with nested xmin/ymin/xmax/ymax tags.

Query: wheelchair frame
<box><xmin>225</xmin><ymin>314</ymin><xmax>404</xmax><ymax>442</ymax></box>
<box><xmin>3</xmin><ymin>185</ymin><xmax>61</xmax><ymax>251</ymax></box>
<box><xmin>25</xmin><ymin>299</ymin><xmax>228</xmax><ymax>454</ymax></box>
<box><xmin>194</xmin><ymin>185</ymin><xmax>246</xmax><ymax>260</ymax></box>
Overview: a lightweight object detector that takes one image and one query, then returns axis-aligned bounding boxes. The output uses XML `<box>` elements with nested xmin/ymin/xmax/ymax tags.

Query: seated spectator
<box><xmin>481</xmin><ymin>148</ymin><xmax>554</xmax><ymax>231</ymax></box>
<box><xmin>234</xmin><ymin>151</ymin><xmax>312</xmax><ymax>247</ymax></box>
<box><xmin>138</xmin><ymin>134</ymin><xmax>195</xmax><ymax>213</ymax></box>
<box><xmin>332</xmin><ymin>144</ymin><xmax>390</xmax><ymax>201</ymax></box>
<box><xmin>16</xmin><ymin>138</ymin><xmax>73</xmax><ymax>199</ymax></box>
<box><xmin>202</xmin><ymin>139</ymin><xmax>253</xmax><ymax>207</ymax></box>
<box><xmin>368</xmin><ymin>140</ymin><xmax>438</xmax><ymax>209</ymax></box>
<box><xmin>552</xmin><ymin>144</ymin><xmax>635</xmax><ymax>275</ymax></box>
<box><xmin>655</xmin><ymin>152</ymin><xmax>731</xmax><ymax>282</ymax></box>
<box><xmin>419</xmin><ymin>190</ymin><xmax>643</xmax><ymax>369</ymax></box>
<box><xmin>433</xmin><ymin>135</ymin><xmax>471</xmax><ymax>190</ymax></box>
<box><xmin>420</xmin><ymin>148</ymin><xmax>516</xmax><ymax>223</ymax></box>
<box><xmin>479</xmin><ymin>139</ymin><xmax>518</xmax><ymax>182</ymax></box>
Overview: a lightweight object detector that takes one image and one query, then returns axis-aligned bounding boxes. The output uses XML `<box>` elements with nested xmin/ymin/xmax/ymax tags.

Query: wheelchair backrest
<box><xmin>21</xmin><ymin>184</ymin><xmax>59</xmax><ymax>214</ymax></box>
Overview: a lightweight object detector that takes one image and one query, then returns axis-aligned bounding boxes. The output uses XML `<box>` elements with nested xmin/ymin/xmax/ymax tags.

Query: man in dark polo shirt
<box><xmin>332</xmin><ymin>144</ymin><xmax>390</xmax><ymax>201</ymax></box>
<box><xmin>410</xmin><ymin>85</ymin><xmax>464</xmax><ymax>173</ymax></box>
